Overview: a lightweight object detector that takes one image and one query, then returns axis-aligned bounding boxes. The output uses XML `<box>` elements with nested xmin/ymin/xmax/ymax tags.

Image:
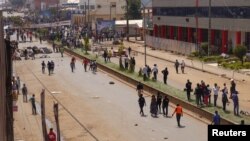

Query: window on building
<box><xmin>153</xmin><ymin>6</ymin><xmax>250</xmax><ymax>19</ymax></box>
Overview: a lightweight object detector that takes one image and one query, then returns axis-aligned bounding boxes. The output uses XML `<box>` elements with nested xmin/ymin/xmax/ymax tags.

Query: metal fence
<box><xmin>146</xmin><ymin>35</ymin><xmax>196</xmax><ymax>55</ymax></box>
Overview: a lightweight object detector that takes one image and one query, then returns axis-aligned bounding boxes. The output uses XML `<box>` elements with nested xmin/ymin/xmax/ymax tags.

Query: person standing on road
<box><xmin>181</xmin><ymin>60</ymin><xmax>185</xmax><ymax>74</ymax></box>
<box><xmin>60</xmin><ymin>47</ymin><xmax>64</xmax><ymax>57</ymax></box>
<box><xmin>51</xmin><ymin>61</ymin><xmax>55</xmax><ymax>74</ymax></box>
<box><xmin>128</xmin><ymin>46</ymin><xmax>131</xmax><ymax>56</ymax></box>
<box><xmin>138</xmin><ymin>94</ymin><xmax>146</xmax><ymax>116</ymax></box>
<box><xmin>211</xmin><ymin>111</ymin><xmax>220</xmax><ymax>125</ymax></box>
<box><xmin>150</xmin><ymin>95</ymin><xmax>158</xmax><ymax>117</ymax></box>
<box><xmin>47</xmin><ymin>61</ymin><xmax>51</xmax><ymax>75</ymax></box>
<box><xmin>82</xmin><ymin>58</ymin><xmax>88</xmax><ymax>72</ymax></box>
<box><xmin>222</xmin><ymin>89</ymin><xmax>229</xmax><ymax>111</ymax></box>
<box><xmin>162</xmin><ymin>67</ymin><xmax>169</xmax><ymax>84</ymax></box>
<box><xmin>232</xmin><ymin>91</ymin><xmax>239</xmax><ymax>116</ymax></box>
<box><xmin>213</xmin><ymin>83</ymin><xmax>220</xmax><ymax>107</ymax></box>
<box><xmin>39</xmin><ymin>35</ymin><xmax>42</xmax><ymax>44</ymax></box>
<box><xmin>29</xmin><ymin>94</ymin><xmax>37</xmax><ymax>115</ymax></box>
<box><xmin>157</xmin><ymin>92</ymin><xmax>162</xmax><ymax>113</ymax></box>
<box><xmin>152</xmin><ymin>64</ymin><xmax>158</xmax><ymax>81</ymax></box>
<box><xmin>172</xmin><ymin>104</ymin><xmax>183</xmax><ymax>127</ymax></box>
<box><xmin>175</xmin><ymin>60</ymin><xmax>180</xmax><ymax>74</ymax></box>
<box><xmin>230</xmin><ymin>79</ymin><xmax>236</xmax><ymax>98</ymax></box>
<box><xmin>142</xmin><ymin>65</ymin><xmax>148</xmax><ymax>81</ymax></box>
<box><xmin>22</xmin><ymin>84</ymin><xmax>28</xmax><ymax>103</ymax></box>
<box><xmin>70</xmin><ymin>57</ymin><xmax>76</xmax><ymax>73</ymax></box>
<box><xmin>42</xmin><ymin>61</ymin><xmax>46</xmax><ymax>74</ymax></box>
<box><xmin>162</xmin><ymin>96</ymin><xmax>169</xmax><ymax>117</ymax></box>
<box><xmin>48</xmin><ymin>128</ymin><xmax>56</xmax><ymax>141</ymax></box>
<box><xmin>194</xmin><ymin>83</ymin><xmax>202</xmax><ymax>107</ymax></box>
<box><xmin>185</xmin><ymin>80</ymin><xmax>192</xmax><ymax>101</ymax></box>
<box><xmin>52</xmin><ymin>42</ymin><xmax>56</xmax><ymax>53</ymax></box>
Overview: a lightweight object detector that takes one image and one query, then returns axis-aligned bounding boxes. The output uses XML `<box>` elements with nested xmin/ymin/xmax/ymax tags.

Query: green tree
<box><xmin>84</xmin><ymin>37</ymin><xmax>90</xmax><ymax>54</ymax></box>
<box><xmin>124</xmin><ymin>0</ymin><xmax>142</xmax><ymax>19</ymax></box>
<box><xmin>234</xmin><ymin>45</ymin><xmax>247</xmax><ymax>65</ymax></box>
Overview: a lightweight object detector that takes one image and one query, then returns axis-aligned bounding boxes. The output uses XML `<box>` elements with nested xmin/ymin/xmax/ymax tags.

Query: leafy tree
<box><xmin>234</xmin><ymin>45</ymin><xmax>247</xmax><ymax>65</ymax></box>
<box><xmin>84</xmin><ymin>37</ymin><xmax>90</xmax><ymax>54</ymax></box>
<box><xmin>124</xmin><ymin>0</ymin><xmax>142</xmax><ymax>19</ymax></box>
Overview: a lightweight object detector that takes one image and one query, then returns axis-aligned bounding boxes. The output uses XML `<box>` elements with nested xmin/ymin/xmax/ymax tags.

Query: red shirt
<box><xmin>48</xmin><ymin>131</ymin><xmax>56</xmax><ymax>141</ymax></box>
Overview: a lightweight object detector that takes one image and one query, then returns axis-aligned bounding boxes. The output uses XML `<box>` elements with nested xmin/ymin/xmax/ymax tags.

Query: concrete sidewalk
<box><xmin>119</xmin><ymin>39</ymin><xmax>250</xmax><ymax>82</ymax></box>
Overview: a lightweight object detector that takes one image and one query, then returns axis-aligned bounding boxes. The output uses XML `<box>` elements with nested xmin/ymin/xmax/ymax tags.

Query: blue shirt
<box><xmin>213</xmin><ymin>114</ymin><xmax>220</xmax><ymax>125</ymax></box>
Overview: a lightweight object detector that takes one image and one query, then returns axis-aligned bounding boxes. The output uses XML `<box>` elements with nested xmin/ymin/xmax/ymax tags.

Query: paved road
<box><xmin>13</xmin><ymin>39</ymin><xmax>207</xmax><ymax>141</ymax></box>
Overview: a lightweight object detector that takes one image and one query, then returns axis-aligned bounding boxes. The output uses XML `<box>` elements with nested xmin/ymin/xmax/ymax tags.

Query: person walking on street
<box><xmin>175</xmin><ymin>60</ymin><xmax>180</xmax><ymax>74</ymax></box>
<box><xmin>138</xmin><ymin>94</ymin><xmax>146</xmax><ymax>116</ymax></box>
<box><xmin>128</xmin><ymin>46</ymin><xmax>131</xmax><ymax>56</ymax></box>
<box><xmin>152</xmin><ymin>64</ymin><xmax>158</xmax><ymax>81</ymax></box>
<box><xmin>232</xmin><ymin>91</ymin><xmax>239</xmax><ymax>116</ymax></box>
<box><xmin>41</xmin><ymin>61</ymin><xmax>46</xmax><ymax>74</ymax></box>
<box><xmin>162</xmin><ymin>96</ymin><xmax>169</xmax><ymax>117</ymax></box>
<box><xmin>181</xmin><ymin>60</ymin><xmax>185</xmax><ymax>74</ymax></box>
<box><xmin>29</xmin><ymin>94</ymin><xmax>37</xmax><ymax>115</ymax></box>
<box><xmin>150</xmin><ymin>95</ymin><xmax>158</xmax><ymax>117</ymax></box>
<box><xmin>172</xmin><ymin>104</ymin><xmax>183</xmax><ymax>127</ymax></box>
<box><xmin>136</xmin><ymin>82</ymin><xmax>143</xmax><ymax>96</ymax></box>
<box><xmin>185</xmin><ymin>80</ymin><xmax>192</xmax><ymax>101</ymax></box>
<box><xmin>162</xmin><ymin>67</ymin><xmax>169</xmax><ymax>84</ymax></box>
<box><xmin>82</xmin><ymin>58</ymin><xmax>88</xmax><ymax>72</ymax></box>
<box><xmin>48</xmin><ymin>128</ymin><xmax>56</xmax><ymax>141</ymax></box>
<box><xmin>70</xmin><ymin>57</ymin><xmax>76</xmax><ymax>73</ymax></box>
<box><xmin>157</xmin><ymin>92</ymin><xmax>162</xmax><ymax>113</ymax></box>
<box><xmin>22</xmin><ymin>84</ymin><xmax>28</xmax><ymax>103</ymax></box>
<box><xmin>211</xmin><ymin>111</ymin><xmax>220</xmax><ymax>125</ymax></box>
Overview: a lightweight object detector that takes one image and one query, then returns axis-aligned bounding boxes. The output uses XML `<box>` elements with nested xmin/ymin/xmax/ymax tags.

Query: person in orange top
<box><xmin>48</xmin><ymin>128</ymin><xmax>56</xmax><ymax>141</ymax></box>
<box><xmin>172</xmin><ymin>104</ymin><xmax>183</xmax><ymax>127</ymax></box>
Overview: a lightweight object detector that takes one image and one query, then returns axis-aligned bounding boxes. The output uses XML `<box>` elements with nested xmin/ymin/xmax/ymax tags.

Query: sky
<box><xmin>68</xmin><ymin>0</ymin><xmax>79</xmax><ymax>3</ymax></box>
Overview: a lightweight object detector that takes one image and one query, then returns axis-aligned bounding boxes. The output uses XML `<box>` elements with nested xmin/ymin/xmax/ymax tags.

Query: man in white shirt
<box><xmin>142</xmin><ymin>65</ymin><xmax>148</xmax><ymax>81</ymax></box>
<box><xmin>213</xmin><ymin>83</ymin><xmax>220</xmax><ymax>106</ymax></box>
<box><xmin>152</xmin><ymin>64</ymin><xmax>158</xmax><ymax>81</ymax></box>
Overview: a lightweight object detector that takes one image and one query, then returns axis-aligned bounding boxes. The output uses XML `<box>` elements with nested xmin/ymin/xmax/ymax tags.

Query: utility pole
<box><xmin>84</xmin><ymin>2</ymin><xmax>87</xmax><ymax>25</ymax></box>
<box><xmin>87</xmin><ymin>0</ymin><xmax>90</xmax><ymax>25</ymax></box>
<box><xmin>195</xmin><ymin>0</ymin><xmax>199</xmax><ymax>53</ymax></box>
<box><xmin>41</xmin><ymin>89</ymin><xmax>48</xmax><ymax>141</ymax></box>
<box><xmin>208</xmin><ymin>0</ymin><xmax>211</xmax><ymax>56</ymax></box>
<box><xmin>54</xmin><ymin>103</ymin><xmax>61</xmax><ymax>141</ymax></box>
<box><xmin>143</xmin><ymin>5</ymin><xmax>146</xmax><ymax>65</ymax></box>
<box><xmin>125</xmin><ymin>0</ymin><xmax>129</xmax><ymax>41</ymax></box>
<box><xmin>5</xmin><ymin>39</ymin><xmax>14</xmax><ymax>141</ymax></box>
<box><xmin>110</xmin><ymin>3</ymin><xmax>112</xmax><ymax>21</ymax></box>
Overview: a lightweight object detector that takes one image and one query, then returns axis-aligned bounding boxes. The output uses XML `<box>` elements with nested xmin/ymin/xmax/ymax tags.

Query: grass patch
<box><xmin>63</xmin><ymin>47</ymin><xmax>250</xmax><ymax>124</ymax></box>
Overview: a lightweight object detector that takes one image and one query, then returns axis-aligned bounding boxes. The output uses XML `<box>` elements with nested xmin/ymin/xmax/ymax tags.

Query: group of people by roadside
<box><xmin>185</xmin><ymin>78</ymin><xmax>239</xmax><ymax>116</ymax></box>
<box><xmin>140</xmin><ymin>64</ymin><xmax>169</xmax><ymax>84</ymax></box>
<box><xmin>137</xmin><ymin>82</ymin><xmax>184</xmax><ymax>127</ymax></box>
